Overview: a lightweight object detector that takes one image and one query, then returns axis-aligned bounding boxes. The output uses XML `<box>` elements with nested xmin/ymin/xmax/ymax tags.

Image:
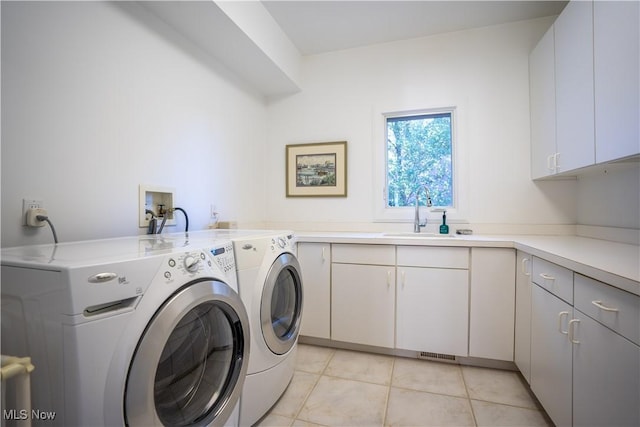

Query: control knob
<box><xmin>183</xmin><ymin>255</ymin><xmax>200</xmax><ymax>272</ymax></box>
<box><xmin>277</xmin><ymin>237</ymin><xmax>286</xmax><ymax>248</ymax></box>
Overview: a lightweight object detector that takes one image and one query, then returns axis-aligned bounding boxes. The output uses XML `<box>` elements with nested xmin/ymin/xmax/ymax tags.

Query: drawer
<box><xmin>332</xmin><ymin>244</ymin><xmax>395</xmax><ymax>266</ymax></box>
<box><xmin>574</xmin><ymin>274</ymin><xmax>640</xmax><ymax>346</ymax></box>
<box><xmin>397</xmin><ymin>246</ymin><xmax>468</xmax><ymax>269</ymax></box>
<box><xmin>532</xmin><ymin>257</ymin><xmax>573</xmax><ymax>304</ymax></box>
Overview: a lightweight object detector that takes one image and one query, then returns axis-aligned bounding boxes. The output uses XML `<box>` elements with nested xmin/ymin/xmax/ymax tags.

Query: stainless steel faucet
<box><xmin>414</xmin><ymin>186</ymin><xmax>433</xmax><ymax>233</ymax></box>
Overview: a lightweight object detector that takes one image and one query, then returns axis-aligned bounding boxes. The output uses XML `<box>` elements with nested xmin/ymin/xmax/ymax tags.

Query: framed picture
<box><xmin>286</xmin><ymin>141</ymin><xmax>347</xmax><ymax>197</ymax></box>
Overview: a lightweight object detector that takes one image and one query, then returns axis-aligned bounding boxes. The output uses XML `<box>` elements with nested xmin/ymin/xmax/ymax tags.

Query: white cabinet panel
<box><xmin>529</xmin><ymin>26</ymin><xmax>557</xmax><ymax>179</ymax></box>
<box><xmin>594</xmin><ymin>0</ymin><xmax>640</xmax><ymax>162</ymax></box>
<box><xmin>469</xmin><ymin>248</ymin><xmax>515</xmax><ymax>361</ymax></box>
<box><xmin>531</xmin><ymin>284</ymin><xmax>573</xmax><ymax>427</ymax></box>
<box><xmin>332</xmin><ymin>244</ymin><xmax>395</xmax><ymax>265</ymax></box>
<box><xmin>396</xmin><ymin>267</ymin><xmax>469</xmax><ymax>357</ymax></box>
<box><xmin>331</xmin><ymin>263</ymin><xmax>395</xmax><ymax>348</ymax></box>
<box><xmin>514</xmin><ymin>251</ymin><xmax>532</xmax><ymax>383</ymax></box>
<box><xmin>554</xmin><ymin>0</ymin><xmax>595</xmax><ymax>172</ymax></box>
<box><xmin>297</xmin><ymin>243</ymin><xmax>331</xmax><ymax>339</ymax></box>
<box><xmin>572</xmin><ymin>312</ymin><xmax>640</xmax><ymax>427</ymax></box>
<box><xmin>397</xmin><ymin>246</ymin><xmax>468</xmax><ymax>269</ymax></box>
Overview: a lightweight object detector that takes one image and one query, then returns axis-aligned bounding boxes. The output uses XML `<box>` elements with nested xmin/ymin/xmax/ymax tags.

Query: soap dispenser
<box><xmin>439</xmin><ymin>210</ymin><xmax>449</xmax><ymax>235</ymax></box>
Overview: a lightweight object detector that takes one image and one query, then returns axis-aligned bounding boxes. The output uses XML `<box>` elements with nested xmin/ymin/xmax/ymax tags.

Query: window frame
<box><xmin>373</xmin><ymin>106</ymin><xmax>465</xmax><ymax>223</ymax></box>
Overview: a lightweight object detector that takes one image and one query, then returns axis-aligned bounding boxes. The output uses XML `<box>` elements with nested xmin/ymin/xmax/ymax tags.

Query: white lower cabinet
<box><xmin>469</xmin><ymin>248</ymin><xmax>515</xmax><ymax>361</ymax></box>
<box><xmin>529</xmin><ymin>259</ymin><xmax>640</xmax><ymax>427</ymax></box>
<box><xmin>297</xmin><ymin>243</ymin><xmax>331</xmax><ymax>339</ymax></box>
<box><xmin>530</xmin><ymin>283</ymin><xmax>573</xmax><ymax>427</ymax></box>
<box><xmin>572</xmin><ymin>311</ymin><xmax>640</xmax><ymax>427</ymax></box>
<box><xmin>396</xmin><ymin>266</ymin><xmax>469</xmax><ymax>356</ymax></box>
<box><xmin>572</xmin><ymin>274</ymin><xmax>640</xmax><ymax>427</ymax></box>
<box><xmin>331</xmin><ymin>262</ymin><xmax>395</xmax><ymax>348</ymax></box>
<box><xmin>331</xmin><ymin>244</ymin><xmax>396</xmax><ymax>348</ymax></box>
<box><xmin>514</xmin><ymin>251</ymin><xmax>532</xmax><ymax>383</ymax></box>
<box><xmin>396</xmin><ymin>246</ymin><xmax>470</xmax><ymax>356</ymax></box>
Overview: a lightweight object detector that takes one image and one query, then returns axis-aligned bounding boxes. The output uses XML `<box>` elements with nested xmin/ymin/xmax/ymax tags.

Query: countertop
<box><xmin>295</xmin><ymin>232</ymin><xmax>640</xmax><ymax>296</ymax></box>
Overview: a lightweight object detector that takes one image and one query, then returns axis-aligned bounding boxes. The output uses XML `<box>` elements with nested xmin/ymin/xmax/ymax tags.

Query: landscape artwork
<box><xmin>286</xmin><ymin>141</ymin><xmax>347</xmax><ymax>197</ymax></box>
<box><xmin>296</xmin><ymin>153</ymin><xmax>336</xmax><ymax>187</ymax></box>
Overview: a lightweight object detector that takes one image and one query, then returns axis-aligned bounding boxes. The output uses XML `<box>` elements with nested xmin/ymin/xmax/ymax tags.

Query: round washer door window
<box><xmin>261</xmin><ymin>253</ymin><xmax>303</xmax><ymax>355</ymax></box>
<box><xmin>125</xmin><ymin>280</ymin><xmax>249</xmax><ymax>427</ymax></box>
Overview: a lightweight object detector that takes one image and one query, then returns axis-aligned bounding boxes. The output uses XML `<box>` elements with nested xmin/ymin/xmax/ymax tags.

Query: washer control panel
<box><xmin>164</xmin><ymin>251</ymin><xmax>208</xmax><ymax>281</ymax></box>
<box><xmin>208</xmin><ymin>241</ymin><xmax>236</xmax><ymax>274</ymax></box>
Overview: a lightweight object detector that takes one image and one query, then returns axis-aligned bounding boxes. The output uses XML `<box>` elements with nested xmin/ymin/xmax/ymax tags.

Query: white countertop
<box><xmin>295</xmin><ymin>232</ymin><xmax>640</xmax><ymax>296</ymax></box>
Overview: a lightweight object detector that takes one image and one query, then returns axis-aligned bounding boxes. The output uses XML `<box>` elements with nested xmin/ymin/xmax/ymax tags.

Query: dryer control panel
<box><xmin>269</xmin><ymin>234</ymin><xmax>295</xmax><ymax>254</ymax></box>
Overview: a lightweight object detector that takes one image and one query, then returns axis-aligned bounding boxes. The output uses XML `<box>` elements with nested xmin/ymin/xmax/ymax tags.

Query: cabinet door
<box><xmin>331</xmin><ymin>263</ymin><xmax>395</xmax><ymax>348</ymax></box>
<box><xmin>469</xmin><ymin>248</ymin><xmax>515</xmax><ymax>361</ymax></box>
<box><xmin>514</xmin><ymin>251</ymin><xmax>532</xmax><ymax>383</ymax></box>
<box><xmin>572</xmin><ymin>311</ymin><xmax>640</xmax><ymax>427</ymax></box>
<box><xmin>531</xmin><ymin>284</ymin><xmax>573</xmax><ymax>427</ymax></box>
<box><xmin>396</xmin><ymin>267</ymin><xmax>469</xmax><ymax>357</ymax></box>
<box><xmin>530</xmin><ymin>25</ymin><xmax>557</xmax><ymax>179</ymax></box>
<box><xmin>297</xmin><ymin>243</ymin><xmax>331</xmax><ymax>339</ymax></box>
<box><xmin>594</xmin><ymin>0</ymin><xmax>640</xmax><ymax>163</ymax></box>
<box><xmin>554</xmin><ymin>0</ymin><xmax>595</xmax><ymax>173</ymax></box>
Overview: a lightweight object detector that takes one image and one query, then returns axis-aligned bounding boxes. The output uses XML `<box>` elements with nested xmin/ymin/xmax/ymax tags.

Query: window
<box><xmin>385</xmin><ymin>109</ymin><xmax>454</xmax><ymax>209</ymax></box>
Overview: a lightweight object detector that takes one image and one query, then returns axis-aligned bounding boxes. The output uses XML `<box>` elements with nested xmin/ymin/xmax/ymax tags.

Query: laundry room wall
<box><xmin>264</xmin><ymin>17</ymin><xmax>578</xmax><ymax>234</ymax></box>
<box><xmin>1</xmin><ymin>2</ymin><xmax>269</xmax><ymax>248</ymax></box>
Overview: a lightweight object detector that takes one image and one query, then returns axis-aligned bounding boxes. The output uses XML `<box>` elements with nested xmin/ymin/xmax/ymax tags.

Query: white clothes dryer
<box><xmin>1</xmin><ymin>235</ymin><xmax>249</xmax><ymax>427</ymax></box>
<box><xmin>231</xmin><ymin>232</ymin><xmax>303</xmax><ymax>426</ymax></box>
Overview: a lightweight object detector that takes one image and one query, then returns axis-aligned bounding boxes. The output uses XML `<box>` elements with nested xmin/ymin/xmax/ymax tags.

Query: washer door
<box><xmin>125</xmin><ymin>279</ymin><xmax>249</xmax><ymax>427</ymax></box>
<box><xmin>260</xmin><ymin>253</ymin><xmax>303</xmax><ymax>355</ymax></box>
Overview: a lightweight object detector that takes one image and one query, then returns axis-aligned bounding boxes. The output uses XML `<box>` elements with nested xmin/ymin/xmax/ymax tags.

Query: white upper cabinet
<box><xmin>554</xmin><ymin>0</ymin><xmax>595</xmax><ymax>173</ymax></box>
<box><xmin>529</xmin><ymin>0</ymin><xmax>639</xmax><ymax>179</ymax></box>
<box><xmin>530</xmin><ymin>26</ymin><xmax>557</xmax><ymax>179</ymax></box>
<box><xmin>593</xmin><ymin>1</ymin><xmax>640</xmax><ymax>163</ymax></box>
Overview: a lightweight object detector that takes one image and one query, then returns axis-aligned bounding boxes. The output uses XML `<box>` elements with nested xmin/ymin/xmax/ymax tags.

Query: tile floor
<box><xmin>255</xmin><ymin>344</ymin><xmax>553</xmax><ymax>427</ymax></box>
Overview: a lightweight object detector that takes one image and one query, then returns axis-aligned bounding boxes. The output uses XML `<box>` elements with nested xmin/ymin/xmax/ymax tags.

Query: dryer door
<box><xmin>261</xmin><ymin>252</ymin><xmax>304</xmax><ymax>355</ymax></box>
<box><xmin>125</xmin><ymin>279</ymin><xmax>249</xmax><ymax>427</ymax></box>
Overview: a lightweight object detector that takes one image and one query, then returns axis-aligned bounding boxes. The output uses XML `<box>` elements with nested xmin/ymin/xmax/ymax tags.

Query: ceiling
<box><xmin>262</xmin><ymin>1</ymin><xmax>568</xmax><ymax>55</ymax></box>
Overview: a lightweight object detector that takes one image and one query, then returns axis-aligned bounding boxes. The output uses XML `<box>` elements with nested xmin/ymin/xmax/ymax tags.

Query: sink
<box><xmin>382</xmin><ymin>232</ymin><xmax>455</xmax><ymax>238</ymax></box>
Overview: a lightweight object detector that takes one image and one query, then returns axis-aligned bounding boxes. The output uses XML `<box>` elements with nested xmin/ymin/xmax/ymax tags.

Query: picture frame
<box><xmin>286</xmin><ymin>141</ymin><xmax>347</xmax><ymax>197</ymax></box>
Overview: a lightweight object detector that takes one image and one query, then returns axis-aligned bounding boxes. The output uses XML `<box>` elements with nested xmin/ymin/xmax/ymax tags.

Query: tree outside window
<box><xmin>386</xmin><ymin>110</ymin><xmax>454</xmax><ymax>208</ymax></box>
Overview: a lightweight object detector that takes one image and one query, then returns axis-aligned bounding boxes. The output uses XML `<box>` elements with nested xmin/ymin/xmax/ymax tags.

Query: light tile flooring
<box><xmin>255</xmin><ymin>344</ymin><xmax>553</xmax><ymax>427</ymax></box>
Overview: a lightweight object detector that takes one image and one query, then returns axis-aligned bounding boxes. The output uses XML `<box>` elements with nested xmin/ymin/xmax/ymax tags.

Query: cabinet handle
<box><xmin>321</xmin><ymin>247</ymin><xmax>325</xmax><ymax>262</ymax></box>
<box><xmin>521</xmin><ymin>258</ymin><xmax>531</xmax><ymax>276</ymax></box>
<box><xmin>591</xmin><ymin>300</ymin><xmax>619</xmax><ymax>312</ymax></box>
<box><xmin>539</xmin><ymin>273</ymin><xmax>555</xmax><ymax>281</ymax></box>
<box><xmin>401</xmin><ymin>270</ymin><xmax>405</xmax><ymax>288</ymax></box>
<box><xmin>547</xmin><ymin>154</ymin><xmax>555</xmax><ymax>171</ymax></box>
<box><xmin>387</xmin><ymin>270</ymin><xmax>391</xmax><ymax>287</ymax></box>
<box><xmin>568</xmin><ymin>319</ymin><xmax>580</xmax><ymax>344</ymax></box>
<box><xmin>558</xmin><ymin>311</ymin><xmax>570</xmax><ymax>335</ymax></box>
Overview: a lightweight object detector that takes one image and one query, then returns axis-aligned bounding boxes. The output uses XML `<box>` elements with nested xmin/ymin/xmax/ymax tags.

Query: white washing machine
<box><xmin>166</xmin><ymin>230</ymin><xmax>304</xmax><ymax>426</ymax></box>
<box><xmin>1</xmin><ymin>235</ymin><xmax>249</xmax><ymax>427</ymax></box>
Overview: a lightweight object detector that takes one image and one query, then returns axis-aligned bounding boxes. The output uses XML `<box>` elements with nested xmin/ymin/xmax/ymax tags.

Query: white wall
<box><xmin>1</xmin><ymin>2</ymin><xmax>268</xmax><ymax>247</ymax></box>
<box><xmin>265</xmin><ymin>17</ymin><xmax>577</xmax><ymax>233</ymax></box>
<box><xmin>576</xmin><ymin>163</ymin><xmax>640</xmax><ymax>230</ymax></box>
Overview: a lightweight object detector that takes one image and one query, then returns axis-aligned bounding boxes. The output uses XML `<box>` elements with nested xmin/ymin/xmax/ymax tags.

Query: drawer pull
<box><xmin>539</xmin><ymin>273</ymin><xmax>555</xmax><ymax>281</ymax></box>
<box><xmin>558</xmin><ymin>311</ymin><xmax>570</xmax><ymax>334</ymax></box>
<box><xmin>521</xmin><ymin>258</ymin><xmax>531</xmax><ymax>276</ymax></box>
<box><xmin>591</xmin><ymin>300</ymin><xmax>619</xmax><ymax>312</ymax></box>
<box><xmin>321</xmin><ymin>247</ymin><xmax>325</xmax><ymax>262</ymax></box>
<box><xmin>568</xmin><ymin>319</ymin><xmax>580</xmax><ymax>344</ymax></box>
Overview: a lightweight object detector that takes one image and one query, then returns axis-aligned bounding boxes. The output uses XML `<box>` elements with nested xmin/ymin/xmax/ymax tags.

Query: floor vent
<box><xmin>418</xmin><ymin>351</ymin><xmax>457</xmax><ymax>362</ymax></box>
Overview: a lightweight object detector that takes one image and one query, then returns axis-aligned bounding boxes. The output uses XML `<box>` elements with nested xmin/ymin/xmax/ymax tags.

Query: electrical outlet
<box><xmin>22</xmin><ymin>199</ymin><xmax>43</xmax><ymax>226</ymax></box>
<box><xmin>26</xmin><ymin>208</ymin><xmax>47</xmax><ymax>227</ymax></box>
